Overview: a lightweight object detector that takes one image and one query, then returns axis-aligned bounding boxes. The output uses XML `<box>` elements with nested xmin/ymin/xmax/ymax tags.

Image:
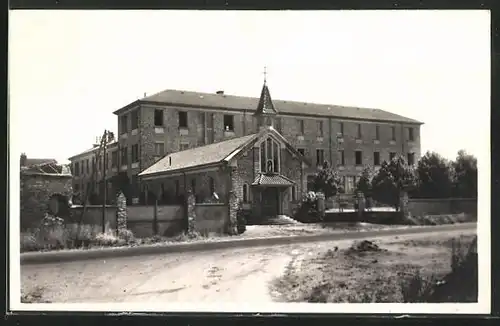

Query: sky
<box><xmin>9</xmin><ymin>10</ymin><xmax>490</xmax><ymax>164</ymax></box>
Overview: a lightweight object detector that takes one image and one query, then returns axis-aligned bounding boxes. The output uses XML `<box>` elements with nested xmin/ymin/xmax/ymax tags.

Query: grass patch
<box><xmin>21</xmin><ymin>285</ymin><xmax>51</xmax><ymax>303</ymax></box>
<box><xmin>403</xmin><ymin>213</ymin><xmax>476</xmax><ymax>226</ymax></box>
<box><xmin>271</xmin><ymin>233</ymin><xmax>477</xmax><ymax>303</ymax></box>
<box><xmin>20</xmin><ymin>224</ymin><xmax>226</xmax><ymax>253</ymax></box>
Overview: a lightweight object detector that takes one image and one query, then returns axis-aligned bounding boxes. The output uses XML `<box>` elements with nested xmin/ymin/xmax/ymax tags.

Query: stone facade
<box><xmin>20</xmin><ymin>172</ymin><xmax>73</xmax><ymax>229</ymax></box>
<box><xmin>69</xmin><ymin>86</ymin><xmax>421</xmax><ymax>204</ymax></box>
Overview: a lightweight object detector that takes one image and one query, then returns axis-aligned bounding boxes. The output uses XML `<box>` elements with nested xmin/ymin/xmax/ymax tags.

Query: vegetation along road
<box><xmin>21</xmin><ymin>223</ymin><xmax>476</xmax><ymax>303</ymax></box>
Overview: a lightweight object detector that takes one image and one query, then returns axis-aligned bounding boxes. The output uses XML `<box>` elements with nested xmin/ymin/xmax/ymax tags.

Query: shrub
<box><xmin>399</xmin><ymin>236</ymin><xmax>477</xmax><ymax>302</ymax></box>
<box><xmin>117</xmin><ymin>229</ymin><xmax>135</xmax><ymax>242</ymax></box>
<box><xmin>93</xmin><ymin>231</ymin><xmax>126</xmax><ymax>247</ymax></box>
<box><xmin>293</xmin><ymin>191</ymin><xmax>321</xmax><ymax>223</ymax></box>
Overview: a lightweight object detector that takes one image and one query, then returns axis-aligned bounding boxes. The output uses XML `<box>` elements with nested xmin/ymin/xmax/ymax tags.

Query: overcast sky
<box><xmin>9</xmin><ymin>10</ymin><xmax>490</xmax><ymax>164</ymax></box>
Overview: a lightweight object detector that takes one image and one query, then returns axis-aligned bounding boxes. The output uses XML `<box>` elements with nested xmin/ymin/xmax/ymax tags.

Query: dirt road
<box><xmin>21</xmin><ymin>224</ymin><xmax>475</xmax><ymax>303</ymax></box>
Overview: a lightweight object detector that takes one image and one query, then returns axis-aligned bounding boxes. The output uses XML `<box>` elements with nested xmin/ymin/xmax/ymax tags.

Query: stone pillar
<box><xmin>227</xmin><ymin>190</ymin><xmax>238</xmax><ymax>235</ymax></box>
<box><xmin>116</xmin><ymin>191</ymin><xmax>127</xmax><ymax>232</ymax></box>
<box><xmin>186</xmin><ymin>190</ymin><xmax>196</xmax><ymax>235</ymax></box>
<box><xmin>357</xmin><ymin>192</ymin><xmax>365</xmax><ymax>220</ymax></box>
<box><xmin>316</xmin><ymin>192</ymin><xmax>325</xmax><ymax>220</ymax></box>
<box><xmin>399</xmin><ymin>190</ymin><xmax>409</xmax><ymax>218</ymax></box>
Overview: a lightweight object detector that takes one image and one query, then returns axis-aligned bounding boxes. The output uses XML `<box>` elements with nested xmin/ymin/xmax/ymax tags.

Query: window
<box><xmin>339</xmin><ymin>122</ymin><xmax>344</xmax><ymax>136</ymax></box>
<box><xmin>407</xmin><ymin>152</ymin><xmax>415</xmax><ymax>166</ymax></box>
<box><xmin>86</xmin><ymin>159</ymin><xmax>90</xmax><ymax>174</ymax></box>
<box><xmin>121</xmin><ymin>147</ymin><xmax>128</xmax><ymax>165</ymax></box>
<box><xmin>297</xmin><ymin>148</ymin><xmax>305</xmax><ymax>156</ymax></box>
<box><xmin>346</xmin><ymin>176</ymin><xmax>355</xmax><ymax>194</ymax></box>
<box><xmin>180</xmin><ymin>143</ymin><xmax>189</xmax><ymax>151</ymax></box>
<box><xmin>375</xmin><ymin>125</ymin><xmax>380</xmax><ymax>140</ymax></box>
<box><xmin>338</xmin><ymin>150</ymin><xmax>345</xmax><ymax>166</ymax></box>
<box><xmin>74</xmin><ymin>162</ymin><xmax>80</xmax><ymax>176</ymax></box>
<box><xmin>316</xmin><ymin>149</ymin><xmax>325</xmax><ymax>166</ymax></box>
<box><xmin>391</xmin><ymin>126</ymin><xmax>396</xmax><ymax>140</ymax></box>
<box><xmin>111</xmin><ymin>151</ymin><xmax>118</xmax><ymax>167</ymax></box>
<box><xmin>154</xmin><ymin>143</ymin><xmax>165</xmax><ymax>156</ymax></box>
<box><xmin>389</xmin><ymin>152</ymin><xmax>396</xmax><ymax>161</ymax></box>
<box><xmin>260</xmin><ymin>137</ymin><xmax>280</xmax><ymax>173</ymax></box>
<box><xmin>154</xmin><ymin>109</ymin><xmax>164</xmax><ymax>127</ymax></box>
<box><xmin>317</xmin><ymin>121</ymin><xmax>324</xmax><ymax>136</ymax></box>
<box><xmin>223</xmin><ymin>115</ymin><xmax>234</xmax><ymax>131</ymax></box>
<box><xmin>175</xmin><ymin>180</ymin><xmax>180</xmax><ymax>197</ymax></box>
<box><xmin>374</xmin><ymin>152</ymin><xmax>380</xmax><ymax>166</ymax></box>
<box><xmin>131</xmin><ymin>110</ymin><xmax>139</xmax><ymax>130</ymax></box>
<box><xmin>120</xmin><ymin>115</ymin><xmax>128</xmax><ymax>135</ymax></box>
<box><xmin>355</xmin><ymin>151</ymin><xmax>362</xmax><ymax>165</ymax></box>
<box><xmin>178</xmin><ymin>111</ymin><xmax>188</xmax><ymax>128</ymax></box>
<box><xmin>408</xmin><ymin>127</ymin><xmax>414</xmax><ymax>141</ymax></box>
<box><xmin>131</xmin><ymin>144</ymin><xmax>139</xmax><ymax>163</ymax></box>
<box><xmin>298</xmin><ymin>120</ymin><xmax>305</xmax><ymax>134</ymax></box>
<box><xmin>208</xmin><ymin>176</ymin><xmax>215</xmax><ymax>194</ymax></box>
<box><xmin>307</xmin><ymin>175</ymin><xmax>315</xmax><ymax>191</ymax></box>
<box><xmin>357</xmin><ymin>124</ymin><xmax>362</xmax><ymax>138</ymax></box>
<box><xmin>291</xmin><ymin>186</ymin><xmax>297</xmax><ymax>201</ymax></box>
<box><xmin>243</xmin><ymin>184</ymin><xmax>249</xmax><ymax>203</ymax></box>
<box><xmin>191</xmin><ymin>179</ymin><xmax>196</xmax><ymax>194</ymax></box>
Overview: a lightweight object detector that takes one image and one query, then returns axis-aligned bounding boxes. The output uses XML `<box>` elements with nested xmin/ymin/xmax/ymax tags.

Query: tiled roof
<box><xmin>116</xmin><ymin>88</ymin><xmax>422</xmax><ymax>124</ymax></box>
<box><xmin>139</xmin><ymin>134</ymin><xmax>257</xmax><ymax>177</ymax></box>
<box><xmin>21</xmin><ymin>162</ymin><xmax>72</xmax><ymax>176</ymax></box>
<box><xmin>25</xmin><ymin>158</ymin><xmax>57</xmax><ymax>167</ymax></box>
<box><xmin>255</xmin><ymin>83</ymin><xmax>277</xmax><ymax>115</ymax></box>
<box><xmin>68</xmin><ymin>142</ymin><xmax>118</xmax><ymax>161</ymax></box>
<box><xmin>252</xmin><ymin>173</ymin><xmax>295</xmax><ymax>187</ymax></box>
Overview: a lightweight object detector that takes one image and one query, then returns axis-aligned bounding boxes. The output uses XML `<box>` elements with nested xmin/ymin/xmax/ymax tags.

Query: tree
<box><xmin>371</xmin><ymin>155</ymin><xmax>417</xmax><ymax>211</ymax></box>
<box><xmin>452</xmin><ymin>150</ymin><xmax>478</xmax><ymax>198</ymax></box>
<box><xmin>415</xmin><ymin>151</ymin><xmax>454</xmax><ymax>198</ymax></box>
<box><xmin>312</xmin><ymin>161</ymin><xmax>342</xmax><ymax>198</ymax></box>
<box><xmin>356</xmin><ymin>166</ymin><xmax>374</xmax><ymax>198</ymax></box>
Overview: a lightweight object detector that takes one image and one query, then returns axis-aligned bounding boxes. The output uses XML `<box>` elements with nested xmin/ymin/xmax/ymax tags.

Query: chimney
<box><xmin>20</xmin><ymin>153</ymin><xmax>27</xmax><ymax>167</ymax></box>
<box><xmin>216</xmin><ymin>90</ymin><xmax>224</xmax><ymax>95</ymax></box>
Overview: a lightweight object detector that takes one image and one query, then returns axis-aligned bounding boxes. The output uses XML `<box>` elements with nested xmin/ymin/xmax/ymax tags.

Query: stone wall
<box><xmin>407</xmin><ymin>198</ymin><xmax>477</xmax><ymax>217</ymax></box>
<box><xmin>67</xmin><ymin>205</ymin><xmax>118</xmax><ymax>232</ymax></box>
<box><xmin>126</xmin><ymin>204</ymin><xmax>185</xmax><ymax>237</ymax></box>
<box><xmin>20</xmin><ymin>172</ymin><xmax>73</xmax><ymax>230</ymax></box>
<box><xmin>194</xmin><ymin>203</ymin><xmax>229</xmax><ymax>235</ymax></box>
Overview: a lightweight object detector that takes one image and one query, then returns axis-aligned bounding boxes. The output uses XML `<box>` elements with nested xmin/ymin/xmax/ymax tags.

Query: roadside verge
<box><xmin>19</xmin><ymin>222</ymin><xmax>476</xmax><ymax>265</ymax></box>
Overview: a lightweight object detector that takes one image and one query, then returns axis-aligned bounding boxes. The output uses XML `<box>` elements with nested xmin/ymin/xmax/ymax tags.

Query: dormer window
<box><xmin>259</xmin><ymin>137</ymin><xmax>280</xmax><ymax>173</ymax></box>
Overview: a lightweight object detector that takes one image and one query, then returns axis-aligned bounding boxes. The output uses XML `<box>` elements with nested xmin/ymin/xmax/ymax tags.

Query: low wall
<box><xmin>194</xmin><ymin>203</ymin><xmax>228</xmax><ymax>235</ymax></box>
<box><xmin>68</xmin><ymin>205</ymin><xmax>117</xmax><ymax>232</ymax></box>
<box><xmin>126</xmin><ymin>205</ymin><xmax>185</xmax><ymax>238</ymax></box>
<box><xmin>407</xmin><ymin>198</ymin><xmax>477</xmax><ymax>217</ymax></box>
<box><xmin>324</xmin><ymin>211</ymin><xmax>403</xmax><ymax>224</ymax></box>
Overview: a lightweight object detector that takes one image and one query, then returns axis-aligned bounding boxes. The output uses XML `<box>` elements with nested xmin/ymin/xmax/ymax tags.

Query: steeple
<box><xmin>255</xmin><ymin>66</ymin><xmax>278</xmax><ymax>116</ymax></box>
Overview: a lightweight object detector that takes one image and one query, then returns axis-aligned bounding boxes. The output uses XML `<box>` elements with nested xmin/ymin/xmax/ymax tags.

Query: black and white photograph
<box><xmin>9</xmin><ymin>9</ymin><xmax>490</xmax><ymax>314</ymax></box>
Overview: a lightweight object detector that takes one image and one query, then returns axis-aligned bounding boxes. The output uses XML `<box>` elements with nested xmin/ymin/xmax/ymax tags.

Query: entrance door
<box><xmin>261</xmin><ymin>187</ymin><xmax>279</xmax><ymax>217</ymax></box>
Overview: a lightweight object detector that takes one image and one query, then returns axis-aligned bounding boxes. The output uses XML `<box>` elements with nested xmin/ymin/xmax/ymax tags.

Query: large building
<box><xmin>68</xmin><ymin>80</ymin><xmax>423</xmax><ymax>206</ymax></box>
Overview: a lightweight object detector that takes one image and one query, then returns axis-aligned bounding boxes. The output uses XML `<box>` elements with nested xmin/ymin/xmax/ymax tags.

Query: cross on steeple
<box><xmin>263</xmin><ymin>66</ymin><xmax>267</xmax><ymax>85</ymax></box>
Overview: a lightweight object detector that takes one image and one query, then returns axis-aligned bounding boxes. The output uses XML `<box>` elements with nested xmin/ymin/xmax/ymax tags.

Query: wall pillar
<box><xmin>227</xmin><ymin>190</ymin><xmax>238</xmax><ymax>235</ymax></box>
<box><xmin>399</xmin><ymin>190</ymin><xmax>409</xmax><ymax>218</ymax></box>
<box><xmin>116</xmin><ymin>191</ymin><xmax>127</xmax><ymax>232</ymax></box>
<box><xmin>186</xmin><ymin>190</ymin><xmax>196</xmax><ymax>235</ymax></box>
<box><xmin>357</xmin><ymin>191</ymin><xmax>365</xmax><ymax>220</ymax></box>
